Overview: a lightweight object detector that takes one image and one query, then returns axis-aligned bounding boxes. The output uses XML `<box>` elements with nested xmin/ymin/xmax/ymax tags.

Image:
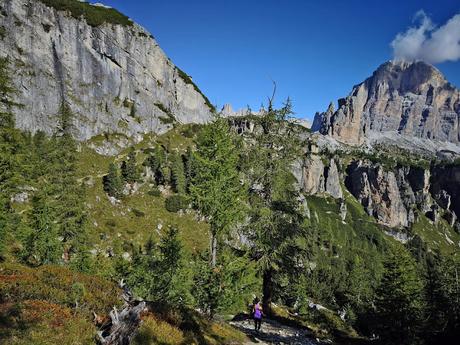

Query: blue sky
<box><xmin>101</xmin><ymin>0</ymin><xmax>460</xmax><ymax>121</ymax></box>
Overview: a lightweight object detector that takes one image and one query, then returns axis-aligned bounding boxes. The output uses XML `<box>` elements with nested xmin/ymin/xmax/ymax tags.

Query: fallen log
<box><xmin>96</xmin><ymin>280</ymin><xmax>146</xmax><ymax>345</ymax></box>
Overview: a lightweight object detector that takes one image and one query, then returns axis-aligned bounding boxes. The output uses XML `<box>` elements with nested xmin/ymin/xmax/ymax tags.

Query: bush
<box><xmin>105</xmin><ymin>219</ymin><xmax>117</xmax><ymax>228</ymax></box>
<box><xmin>165</xmin><ymin>195</ymin><xmax>189</xmax><ymax>213</ymax></box>
<box><xmin>132</xmin><ymin>208</ymin><xmax>145</xmax><ymax>217</ymax></box>
<box><xmin>38</xmin><ymin>0</ymin><xmax>133</xmax><ymax>27</ymax></box>
<box><xmin>148</xmin><ymin>187</ymin><xmax>161</xmax><ymax>197</ymax></box>
<box><xmin>181</xmin><ymin>124</ymin><xmax>202</xmax><ymax>138</ymax></box>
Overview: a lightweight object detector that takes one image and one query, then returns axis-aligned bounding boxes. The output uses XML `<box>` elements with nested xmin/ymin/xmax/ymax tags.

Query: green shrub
<box><xmin>181</xmin><ymin>124</ymin><xmax>202</xmax><ymax>138</ymax></box>
<box><xmin>165</xmin><ymin>194</ymin><xmax>189</xmax><ymax>213</ymax></box>
<box><xmin>105</xmin><ymin>219</ymin><xmax>117</xmax><ymax>228</ymax></box>
<box><xmin>155</xmin><ymin>102</ymin><xmax>176</xmax><ymax>125</ymax></box>
<box><xmin>132</xmin><ymin>208</ymin><xmax>145</xmax><ymax>217</ymax></box>
<box><xmin>148</xmin><ymin>187</ymin><xmax>161</xmax><ymax>197</ymax></box>
<box><xmin>38</xmin><ymin>0</ymin><xmax>133</xmax><ymax>27</ymax></box>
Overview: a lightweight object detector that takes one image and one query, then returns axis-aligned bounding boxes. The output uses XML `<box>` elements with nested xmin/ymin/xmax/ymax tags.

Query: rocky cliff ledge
<box><xmin>0</xmin><ymin>0</ymin><xmax>213</xmax><ymax>141</ymax></box>
<box><xmin>313</xmin><ymin>60</ymin><xmax>460</xmax><ymax>145</ymax></box>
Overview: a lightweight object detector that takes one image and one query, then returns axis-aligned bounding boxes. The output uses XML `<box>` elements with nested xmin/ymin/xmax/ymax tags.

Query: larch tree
<box><xmin>190</xmin><ymin>116</ymin><xmax>245</xmax><ymax>267</ymax></box>
<box><xmin>242</xmin><ymin>97</ymin><xmax>304</xmax><ymax>316</ymax></box>
<box><xmin>0</xmin><ymin>57</ymin><xmax>22</xmax><ymax>258</ymax></box>
<box><xmin>374</xmin><ymin>244</ymin><xmax>425</xmax><ymax>344</ymax></box>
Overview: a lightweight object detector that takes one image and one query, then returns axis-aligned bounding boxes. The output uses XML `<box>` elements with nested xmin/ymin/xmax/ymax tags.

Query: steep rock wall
<box><xmin>0</xmin><ymin>0</ymin><xmax>213</xmax><ymax>141</ymax></box>
<box><xmin>314</xmin><ymin>61</ymin><xmax>460</xmax><ymax>146</ymax></box>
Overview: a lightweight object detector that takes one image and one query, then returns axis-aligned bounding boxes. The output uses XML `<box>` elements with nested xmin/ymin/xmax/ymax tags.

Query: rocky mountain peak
<box><xmin>369</xmin><ymin>60</ymin><xmax>448</xmax><ymax>94</ymax></box>
<box><xmin>314</xmin><ymin>60</ymin><xmax>460</xmax><ymax>146</ymax></box>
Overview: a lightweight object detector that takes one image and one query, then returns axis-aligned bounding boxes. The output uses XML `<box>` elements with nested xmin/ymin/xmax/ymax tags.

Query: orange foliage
<box><xmin>0</xmin><ymin>263</ymin><xmax>121</xmax><ymax>315</ymax></box>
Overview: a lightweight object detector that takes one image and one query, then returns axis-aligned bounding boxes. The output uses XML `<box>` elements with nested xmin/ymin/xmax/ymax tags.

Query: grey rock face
<box><xmin>0</xmin><ymin>0</ymin><xmax>212</xmax><ymax>141</ymax></box>
<box><xmin>325</xmin><ymin>158</ymin><xmax>342</xmax><ymax>198</ymax></box>
<box><xmin>301</xmin><ymin>155</ymin><xmax>343</xmax><ymax>199</ymax></box>
<box><xmin>343</xmin><ymin>160</ymin><xmax>453</xmax><ymax>228</ymax></box>
<box><xmin>314</xmin><ymin>60</ymin><xmax>460</xmax><ymax>145</ymax></box>
<box><xmin>431</xmin><ymin>164</ymin><xmax>460</xmax><ymax>219</ymax></box>
<box><xmin>346</xmin><ymin>161</ymin><xmax>409</xmax><ymax>228</ymax></box>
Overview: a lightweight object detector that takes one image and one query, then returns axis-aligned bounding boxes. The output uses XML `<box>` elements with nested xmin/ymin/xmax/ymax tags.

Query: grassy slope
<box><xmin>0</xmin><ymin>263</ymin><xmax>249</xmax><ymax>345</ymax></box>
<box><xmin>79</xmin><ymin>144</ymin><xmax>209</xmax><ymax>254</ymax></box>
<box><xmin>411</xmin><ymin>213</ymin><xmax>460</xmax><ymax>254</ymax></box>
<box><xmin>0</xmin><ymin>263</ymin><xmax>120</xmax><ymax>345</ymax></box>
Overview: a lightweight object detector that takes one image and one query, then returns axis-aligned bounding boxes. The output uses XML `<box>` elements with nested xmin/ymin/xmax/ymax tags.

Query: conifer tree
<box><xmin>156</xmin><ymin>226</ymin><xmax>188</xmax><ymax>303</ymax></box>
<box><xmin>242</xmin><ymin>97</ymin><xmax>304</xmax><ymax>316</ymax></box>
<box><xmin>121</xmin><ymin>148</ymin><xmax>139</xmax><ymax>183</ymax></box>
<box><xmin>184</xmin><ymin>146</ymin><xmax>194</xmax><ymax>192</ymax></box>
<box><xmin>104</xmin><ymin>162</ymin><xmax>123</xmax><ymax>198</ymax></box>
<box><xmin>47</xmin><ymin>102</ymin><xmax>89</xmax><ymax>268</ymax></box>
<box><xmin>170</xmin><ymin>152</ymin><xmax>186</xmax><ymax>194</ymax></box>
<box><xmin>146</xmin><ymin>145</ymin><xmax>167</xmax><ymax>185</ymax></box>
<box><xmin>0</xmin><ymin>57</ymin><xmax>22</xmax><ymax>258</ymax></box>
<box><xmin>190</xmin><ymin>116</ymin><xmax>245</xmax><ymax>267</ymax></box>
<box><xmin>122</xmin><ymin>227</ymin><xmax>191</xmax><ymax>305</ymax></box>
<box><xmin>374</xmin><ymin>245</ymin><xmax>425</xmax><ymax>344</ymax></box>
<box><xmin>426</xmin><ymin>254</ymin><xmax>460</xmax><ymax>342</ymax></box>
<box><xmin>24</xmin><ymin>191</ymin><xmax>61</xmax><ymax>266</ymax></box>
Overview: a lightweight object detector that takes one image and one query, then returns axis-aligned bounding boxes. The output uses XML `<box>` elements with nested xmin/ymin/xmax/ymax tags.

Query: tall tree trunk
<box><xmin>262</xmin><ymin>269</ymin><xmax>273</xmax><ymax>317</ymax></box>
<box><xmin>210</xmin><ymin>231</ymin><xmax>217</xmax><ymax>268</ymax></box>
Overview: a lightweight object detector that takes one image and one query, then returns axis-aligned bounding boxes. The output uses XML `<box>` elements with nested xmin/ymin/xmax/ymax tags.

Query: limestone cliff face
<box><xmin>298</xmin><ymin>149</ymin><xmax>460</xmax><ymax>229</ymax></box>
<box><xmin>300</xmin><ymin>154</ymin><xmax>343</xmax><ymax>199</ymax></box>
<box><xmin>0</xmin><ymin>0</ymin><xmax>213</xmax><ymax>141</ymax></box>
<box><xmin>314</xmin><ymin>60</ymin><xmax>460</xmax><ymax>145</ymax></box>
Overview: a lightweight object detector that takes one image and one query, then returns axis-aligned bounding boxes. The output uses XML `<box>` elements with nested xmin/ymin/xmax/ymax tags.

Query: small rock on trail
<box><xmin>230</xmin><ymin>317</ymin><xmax>322</xmax><ymax>345</ymax></box>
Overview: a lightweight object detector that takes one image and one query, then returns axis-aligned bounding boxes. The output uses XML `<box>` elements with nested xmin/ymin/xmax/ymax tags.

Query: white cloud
<box><xmin>391</xmin><ymin>10</ymin><xmax>460</xmax><ymax>64</ymax></box>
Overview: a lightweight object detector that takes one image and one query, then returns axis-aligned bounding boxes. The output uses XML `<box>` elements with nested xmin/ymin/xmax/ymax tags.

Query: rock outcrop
<box><xmin>0</xmin><ymin>0</ymin><xmax>213</xmax><ymax>141</ymax></box>
<box><xmin>314</xmin><ymin>60</ymin><xmax>460</xmax><ymax>145</ymax></box>
<box><xmin>300</xmin><ymin>154</ymin><xmax>343</xmax><ymax>199</ymax></box>
<box><xmin>346</xmin><ymin>161</ymin><xmax>410</xmax><ymax>228</ymax></box>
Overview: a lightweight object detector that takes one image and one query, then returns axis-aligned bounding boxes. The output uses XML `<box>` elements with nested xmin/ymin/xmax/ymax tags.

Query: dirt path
<box><xmin>230</xmin><ymin>317</ymin><xmax>322</xmax><ymax>345</ymax></box>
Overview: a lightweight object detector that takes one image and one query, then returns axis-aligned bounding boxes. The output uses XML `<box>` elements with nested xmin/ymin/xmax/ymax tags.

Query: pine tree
<box><xmin>426</xmin><ymin>253</ymin><xmax>460</xmax><ymax>342</ymax></box>
<box><xmin>184</xmin><ymin>146</ymin><xmax>194</xmax><ymax>192</ymax></box>
<box><xmin>121</xmin><ymin>148</ymin><xmax>139</xmax><ymax>183</ymax></box>
<box><xmin>374</xmin><ymin>245</ymin><xmax>425</xmax><ymax>344</ymax></box>
<box><xmin>156</xmin><ymin>226</ymin><xmax>188</xmax><ymax>303</ymax></box>
<box><xmin>104</xmin><ymin>162</ymin><xmax>123</xmax><ymax>198</ymax></box>
<box><xmin>121</xmin><ymin>227</ymin><xmax>191</xmax><ymax>305</ymax></box>
<box><xmin>190</xmin><ymin>116</ymin><xmax>245</xmax><ymax>268</ymax></box>
<box><xmin>24</xmin><ymin>191</ymin><xmax>61</xmax><ymax>266</ymax></box>
<box><xmin>0</xmin><ymin>57</ymin><xmax>22</xmax><ymax>259</ymax></box>
<box><xmin>146</xmin><ymin>145</ymin><xmax>167</xmax><ymax>185</ymax></box>
<box><xmin>345</xmin><ymin>254</ymin><xmax>372</xmax><ymax>310</ymax></box>
<box><xmin>242</xmin><ymin>98</ymin><xmax>304</xmax><ymax>316</ymax></box>
<box><xmin>46</xmin><ymin>103</ymin><xmax>89</xmax><ymax>269</ymax></box>
<box><xmin>170</xmin><ymin>152</ymin><xmax>186</xmax><ymax>194</ymax></box>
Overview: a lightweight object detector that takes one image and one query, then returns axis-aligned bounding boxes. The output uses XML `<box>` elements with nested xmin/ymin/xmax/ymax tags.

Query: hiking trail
<box><xmin>230</xmin><ymin>317</ymin><xmax>324</xmax><ymax>345</ymax></box>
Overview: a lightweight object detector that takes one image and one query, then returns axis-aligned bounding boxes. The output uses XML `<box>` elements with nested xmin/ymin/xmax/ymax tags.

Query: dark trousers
<box><xmin>254</xmin><ymin>317</ymin><xmax>262</xmax><ymax>331</ymax></box>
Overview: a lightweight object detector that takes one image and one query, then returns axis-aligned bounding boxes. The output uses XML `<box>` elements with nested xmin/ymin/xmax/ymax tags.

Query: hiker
<box><xmin>252</xmin><ymin>298</ymin><xmax>263</xmax><ymax>332</ymax></box>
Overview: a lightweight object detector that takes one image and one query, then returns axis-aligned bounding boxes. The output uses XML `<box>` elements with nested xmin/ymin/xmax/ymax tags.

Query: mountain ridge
<box><xmin>313</xmin><ymin>60</ymin><xmax>460</xmax><ymax>146</ymax></box>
